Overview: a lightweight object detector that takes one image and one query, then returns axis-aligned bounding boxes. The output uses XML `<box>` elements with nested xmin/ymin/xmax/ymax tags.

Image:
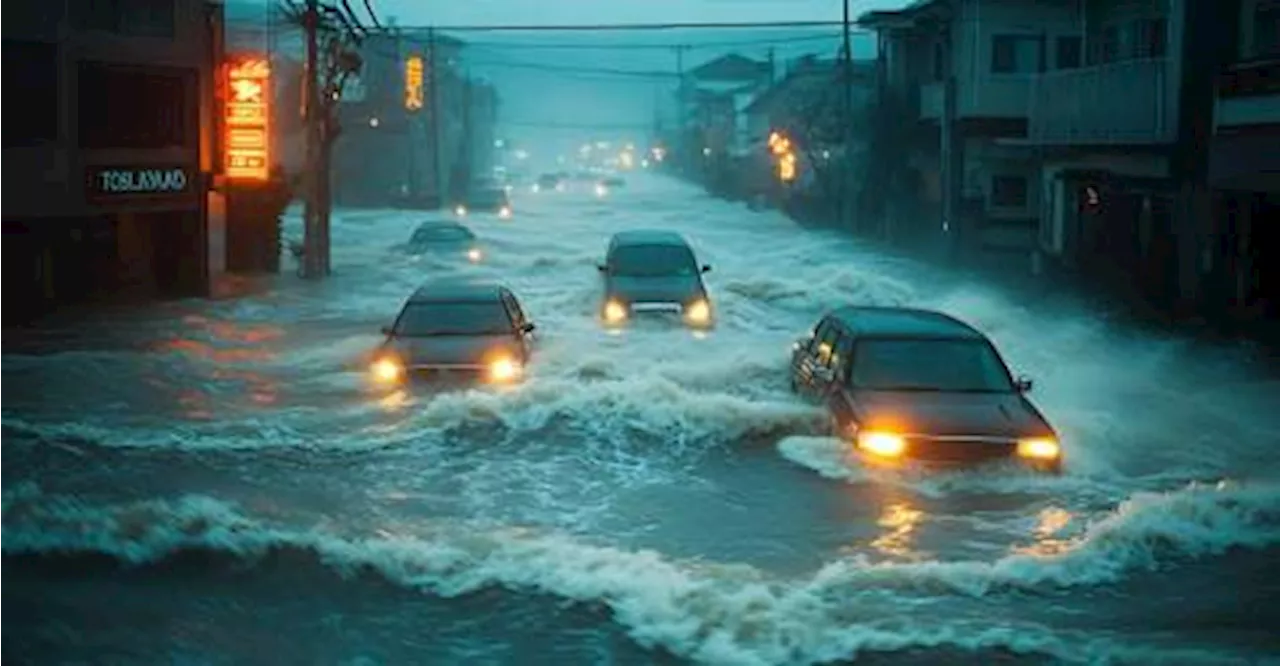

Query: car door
<box><xmin>793</xmin><ymin>318</ymin><xmax>839</xmax><ymax>398</ymax></box>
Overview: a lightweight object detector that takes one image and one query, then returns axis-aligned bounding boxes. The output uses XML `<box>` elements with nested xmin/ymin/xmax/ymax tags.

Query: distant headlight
<box><xmin>1017</xmin><ymin>437</ymin><xmax>1060</xmax><ymax>460</ymax></box>
<box><xmin>683</xmin><ymin>299</ymin><xmax>711</xmax><ymax>326</ymax></box>
<box><xmin>595</xmin><ymin>184</ymin><xmax>608</xmax><ymax>197</ymax></box>
<box><xmin>488</xmin><ymin>357</ymin><xmax>523</xmax><ymax>383</ymax></box>
<box><xmin>499</xmin><ymin>205</ymin><xmax>512</xmax><ymax>218</ymax></box>
<box><xmin>371</xmin><ymin>356</ymin><xmax>403</xmax><ymax>383</ymax></box>
<box><xmin>467</xmin><ymin>247</ymin><xmax>482</xmax><ymax>262</ymax></box>
<box><xmin>532</xmin><ymin>184</ymin><xmax>541</xmax><ymax>193</ymax></box>
<box><xmin>856</xmin><ymin>431</ymin><xmax>907</xmax><ymax>458</ymax></box>
<box><xmin>454</xmin><ymin>205</ymin><xmax>468</xmax><ymax>216</ymax></box>
<box><xmin>603</xmin><ymin>300</ymin><xmax>628</xmax><ymax>323</ymax></box>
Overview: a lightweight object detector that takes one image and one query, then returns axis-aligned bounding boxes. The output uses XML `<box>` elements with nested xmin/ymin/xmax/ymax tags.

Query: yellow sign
<box><xmin>405</xmin><ymin>55</ymin><xmax>424</xmax><ymax>111</ymax></box>
<box><xmin>225</xmin><ymin>57</ymin><xmax>270</xmax><ymax>180</ymax></box>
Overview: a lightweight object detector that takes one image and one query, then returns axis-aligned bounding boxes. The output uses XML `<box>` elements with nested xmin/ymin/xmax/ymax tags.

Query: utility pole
<box><xmin>427</xmin><ymin>27</ymin><xmax>443</xmax><ymax>208</ymax></box>
<box><xmin>674</xmin><ymin>44</ymin><xmax>687</xmax><ymax>172</ymax></box>
<box><xmin>841</xmin><ymin>0</ymin><xmax>854</xmax><ymax>233</ymax></box>
<box><xmin>303</xmin><ymin>0</ymin><xmax>322</xmax><ymax>278</ymax></box>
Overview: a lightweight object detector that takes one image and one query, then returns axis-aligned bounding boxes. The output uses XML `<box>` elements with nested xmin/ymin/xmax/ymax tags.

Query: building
<box><xmin>4</xmin><ymin>0</ymin><xmax>221</xmax><ymax>319</ymax></box>
<box><xmin>678</xmin><ymin>53</ymin><xmax>773</xmax><ymax>188</ymax></box>
<box><xmin>1207</xmin><ymin>0</ymin><xmax>1279</xmax><ymax>324</ymax></box>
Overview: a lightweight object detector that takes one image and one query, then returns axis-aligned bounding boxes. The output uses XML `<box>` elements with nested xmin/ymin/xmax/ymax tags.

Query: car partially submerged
<box><xmin>371</xmin><ymin>281</ymin><xmax>536</xmax><ymax>385</ymax></box>
<box><xmin>790</xmin><ymin>306</ymin><xmax>1061</xmax><ymax>471</ymax></box>
<box><xmin>455</xmin><ymin>187</ymin><xmax>512</xmax><ymax>218</ymax></box>
<box><xmin>403</xmin><ymin>221</ymin><xmax>483</xmax><ymax>264</ymax></box>
<box><xmin>597</xmin><ymin>230</ymin><xmax>713</xmax><ymax>329</ymax></box>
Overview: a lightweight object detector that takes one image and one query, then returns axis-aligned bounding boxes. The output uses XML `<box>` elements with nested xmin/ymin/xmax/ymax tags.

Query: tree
<box><xmin>773</xmin><ymin>73</ymin><xmax>866</xmax><ymax>204</ymax></box>
<box><xmin>277</xmin><ymin>0</ymin><xmax>364</xmax><ymax>277</ymax></box>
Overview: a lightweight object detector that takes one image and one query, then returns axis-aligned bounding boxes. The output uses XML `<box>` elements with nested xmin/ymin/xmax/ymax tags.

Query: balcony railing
<box><xmin>919</xmin><ymin>77</ymin><xmax>1033</xmax><ymax>121</ymax></box>
<box><xmin>1028</xmin><ymin>58</ymin><xmax>1176</xmax><ymax>145</ymax></box>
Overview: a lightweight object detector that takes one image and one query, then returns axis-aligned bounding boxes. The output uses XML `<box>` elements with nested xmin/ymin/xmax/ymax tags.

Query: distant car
<box><xmin>533</xmin><ymin>173</ymin><xmax>564</xmax><ymax>193</ymax></box>
<box><xmin>371</xmin><ymin>281</ymin><xmax>537</xmax><ymax>385</ymax></box>
<box><xmin>403</xmin><ymin>221</ymin><xmax>483</xmax><ymax>264</ymax></box>
<box><xmin>597</xmin><ymin>230</ymin><xmax>713</xmax><ymax>329</ymax></box>
<box><xmin>789</xmin><ymin>306</ymin><xmax>1061</xmax><ymax>472</ymax></box>
<box><xmin>455</xmin><ymin>188</ymin><xmax>512</xmax><ymax>218</ymax></box>
<box><xmin>594</xmin><ymin>175</ymin><xmax>626</xmax><ymax>197</ymax></box>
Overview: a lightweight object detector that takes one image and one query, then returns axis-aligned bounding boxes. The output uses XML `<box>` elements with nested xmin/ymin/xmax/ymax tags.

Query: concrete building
<box><xmin>4</xmin><ymin>0</ymin><xmax>222</xmax><ymax>319</ymax></box>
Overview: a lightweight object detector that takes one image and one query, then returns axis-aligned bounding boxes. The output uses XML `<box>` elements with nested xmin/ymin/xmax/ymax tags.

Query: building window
<box><xmin>1055</xmin><ymin>35</ymin><xmax>1082</xmax><ymax>69</ymax></box>
<box><xmin>78</xmin><ymin>61</ymin><xmax>192</xmax><ymax>149</ymax></box>
<box><xmin>71</xmin><ymin>0</ymin><xmax>174</xmax><ymax>38</ymax></box>
<box><xmin>1255</xmin><ymin>2</ymin><xmax>1280</xmax><ymax>59</ymax></box>
<box><xmin>991</xmin><ymin>175</ymin><xmax>1029</xmax><ymax>208</ymax></box>
<box><xmin>1093</xmin><ymin>25</ymin><xmax>1121</xmax><ymax>64</ymax></box>
<box><xmin>1133</xmin><ymin>18</ymin><xmax>1167</xmax><ymax>58</ymax></box>
<box><xmin>2</xmin><ymin>40</ymin><xmax>59</xmax><ymax>146</ymax></box>
<box><xmin>991</xmin><ymin>35</ymin><xmax>1041</xmax><ymax>74</ymax></box>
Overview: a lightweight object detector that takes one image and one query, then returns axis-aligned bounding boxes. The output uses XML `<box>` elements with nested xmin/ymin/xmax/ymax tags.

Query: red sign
<box><xmin>225</xmin><ymin>57</ymin><xmax>271</xmax><ymax>180</ymax></box>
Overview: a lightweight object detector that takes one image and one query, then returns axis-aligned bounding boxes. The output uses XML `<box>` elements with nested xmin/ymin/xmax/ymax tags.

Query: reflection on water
<box><xmin>869</xmin><ymin>501</ymin><xmax>926</xmax><ymax>560</ymax></box>
<box><xmin>1016</xmin><ymin>506</ymin><xmax>1075</xmax><ymax>556</ymax></box>
<box><xmin>379</xmin><ymin>389</ymin><xmax>412</xmax><ymax>413</ymax></box>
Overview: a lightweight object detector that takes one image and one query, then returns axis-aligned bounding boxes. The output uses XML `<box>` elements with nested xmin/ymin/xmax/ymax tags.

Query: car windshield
<box><xmin>849</xmin><ymin>338</ymin><xmax>1014</xmax><ymax>393</ymax></box>
<box><xmin>412</xmin><ymin>226</ymin><xmax>474</xmax><ymax>243</ymax></box>
<box><xmin>393</xmin><ymin>301</ymin><xmax>512</xmax><ymax>336</ymax></box>
<box><xmin>610</xmin><ymin>244</ymin><xmax>697</xmax><ymax>277</ymax></box>
<box><xmin>468</xmin><ymin>190</ymin><xmax>508</xmax><ymax>206</ymax></box>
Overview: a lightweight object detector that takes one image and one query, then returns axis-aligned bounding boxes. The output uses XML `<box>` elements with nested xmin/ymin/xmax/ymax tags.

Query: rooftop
<box><xmin>830</xmin><ymin>306</ymin><xmax>984</xmax><ymax>340</ymax></box>
<box><xmin>409</xmin><ymin>280</ymin><xmax>506</xmax><ymax>303</ymax></box>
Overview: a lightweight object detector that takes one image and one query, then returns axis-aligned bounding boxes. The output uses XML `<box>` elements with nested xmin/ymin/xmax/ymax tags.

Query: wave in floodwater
<box><xmin>4</xmin><ymin>482</ymin><xmax>1278</xmax><ymax>666</ymax></box>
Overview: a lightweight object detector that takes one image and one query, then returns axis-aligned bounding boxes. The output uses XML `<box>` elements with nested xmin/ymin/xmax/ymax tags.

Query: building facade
<box><xmin>4</xmin><ymin>0</ymin><xmax>221</xmax><ymax>319</ymax></box>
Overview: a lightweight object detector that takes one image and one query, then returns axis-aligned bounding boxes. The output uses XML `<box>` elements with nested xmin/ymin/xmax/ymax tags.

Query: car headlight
<box><xmin>856</xmin><ymin>431</ymin><xmax>907</xmax><ymax>458</ymax></box>
<box><xmin>684</xmin><ymin>299</ymin><xmax>711</xmax><ymax>325</ymax></box>
<box><xmin>371</xmin><ymin>356</ymin><xmax>404</xmax><ymax>383</ymax></box>
<box><xmin>467</xmin><ymin>247</ymin><xmax>482</xmax><ymax>262</ymax></box>
<box><xmin>1017</xmin><ymin>437</ymin><xmax>1060</xmax><ymax>460</ymax></box>
<box><xmin>595</xmin><ymin>184</ymin><xmax>608</xmax><ymax>197</ymax></box>
<box><xmin>488</xmin><ymin>357</ymin><xmax>523</xmax><ymax>383</ymax></box>
<box><xmin>499</xmin><ymin>206</ymin><xmax>512</xmax><ymax>218</ymax></box>
<box><xmin>455</xmin><ymin>205</ymin><xmax>467</xmax><ymax>216</ymax></box>
<box><xmin>532</xmin><ymin>184</ymin><xmax>541</xmax><ymax>193</ymax></box>
<box><xmin>603</xmin><ymin>300</ymin><xmax>628</xmax><ymax>323</ymax></box>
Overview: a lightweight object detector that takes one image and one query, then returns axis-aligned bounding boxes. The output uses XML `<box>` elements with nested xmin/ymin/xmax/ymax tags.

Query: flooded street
<box><xmin>5</xmin><ymin>175</ymin><xmax>1280</xmax><ymax>665</ymax></box>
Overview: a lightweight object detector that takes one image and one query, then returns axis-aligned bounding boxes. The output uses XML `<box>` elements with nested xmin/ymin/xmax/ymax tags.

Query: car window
<box><xmin>412</xmin><ymin>226</ymin><xmax>474</xmax><ymax>243</ymax></box>
<box><xmin>393</xmin><ymin>301</ymin><xmax>514</xmax><ymax>337</ymax></box>
<box><xmin>609</xmin><ymin>244</ymin><xmax>697</xmax><ymax>277</ymax></box>
<box><xmin>468</xmin><ymin>190</ymin><xmax>508</xmax><ymax>206</ymax></box>
<box><xmin>848</xmin><ymin>338</ymin><xmax>1015</xmax><ymax>393</ymax></box>
<box><xmin>813</xmin><ymin>323</ymin><xmax>840</xmax><ymax>366</ymax></box>
<box><xmin>829</xmin><ymin>332</ymin><xmax>854</xmax><ymax>378</ymax></box>
<box><xmin>806</xmin><ymin>318</ymin><xmax>833</xmax><ymax>353</ymax></box>
<box><xmin>501</xmin><ymin>292</ymin><xmax>526</xmax><ymax>325</ymax></box>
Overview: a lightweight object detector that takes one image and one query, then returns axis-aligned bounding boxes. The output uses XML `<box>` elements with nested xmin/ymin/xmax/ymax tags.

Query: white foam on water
<box><xmin>5</xmin><ymin>483</ymin><xmax>1273</xmax><ymax>666</ymax></box>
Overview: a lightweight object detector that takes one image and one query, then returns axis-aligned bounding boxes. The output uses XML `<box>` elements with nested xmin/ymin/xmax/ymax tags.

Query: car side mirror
<box><xmin>522</xmin><ymin>322</ymin><xmax>536</xmax><ymax>334</ymax></box>
<box><xmin>380</xmin><ymin>326</ymin><xmax>393</xmax><ymax>336</ymax></box>
<box><xmin>1015</xmin><ymin>375</ymin><xmax>1034</xmax><ymax>393</ymax></box>
<box><xmin>701</xmin><ymin>264</ymin><xmax>712</xmax><ymax>273</ymax></box>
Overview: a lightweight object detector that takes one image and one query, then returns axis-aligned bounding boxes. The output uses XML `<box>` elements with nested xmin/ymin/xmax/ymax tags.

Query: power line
<box><xmin>465</xmin><ymin>59</ymin><xmax>680</xmax><ymax>79</ymax></box>
<box><xmin>459</xmin><ymin>33</ymin><xmax>848</xmax><ymax>51</ymax></box>
<box><xmin>382</xmin><ymin>20</ymin><xmax>848</xmax><ymax>33</ymax></box>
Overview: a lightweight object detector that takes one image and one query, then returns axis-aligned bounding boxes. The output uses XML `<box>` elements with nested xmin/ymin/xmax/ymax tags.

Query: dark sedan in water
<box><xmin>402</xmin><ymin>221</ymin><xmax>483</xmax><ymax>264</ymax></box>
<box><xmin>597</xmin><ymin>230</ymin><xmax>713</xmax><ymax>329</ymax></box>
<box><xmin>371</xmin><ymin>281</ymin><xmax>536</xmax><ymax>385</ymax></box>
<box><xmin>790</xmin><ymin>306</ymin><xmax>1061</xmax><ymax>471</ymax></box>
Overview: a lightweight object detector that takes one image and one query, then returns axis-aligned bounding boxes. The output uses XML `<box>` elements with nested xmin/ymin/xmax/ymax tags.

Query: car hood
<box><xmin>387</xmin><ymin>334</ymin><xmax>519</xmax><ymax>366</ymax></box>
<box><xmin>853</xmin><ymin>390</ymin><xmax>1051</xmax><ymax>439</ymax></box>
<box><xmin>607</xmin><ymin>275</ymin><xmax>705</xmax><ymax>304</ymax></box>
<box><xmin>405</xmin><ymin>240</ymin><xmax>474</xmax><ymax>254</ymax></box>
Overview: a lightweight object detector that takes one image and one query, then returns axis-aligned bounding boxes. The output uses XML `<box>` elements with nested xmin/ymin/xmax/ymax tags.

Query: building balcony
<box><xmin>1028</xmin><ymin>58</ymin><xmax>1177</xmax><ymax>145</ymax></box>
<box><xmin>920</xmin><ymin>77</ymin><xmax>1033</xmax><ymax>122</ymax></box>
<box><xmin>1214</xmin><ymin>58</ymin><xmax>1280</xmax><ymax>131</ymax></box>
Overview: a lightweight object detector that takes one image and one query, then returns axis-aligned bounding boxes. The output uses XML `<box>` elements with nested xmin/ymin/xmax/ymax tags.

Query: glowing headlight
<box><xmin>532</xmin><ymin>184</ymin><xmax>541</xmax><ymax>193</ymax></box>
<box><xmin>499</xmin><ymin>206</ymin><xmax>512</xmax><ymax>218</ymax></box>
<box><xmin>455</xmin><ymin>205</ymin><xmax>468</xmax><ymax>216</ymax></box>
<box><xmin>856</xmin><ymin>431</ymin><xmax>907</xmax><ymax>458</ymax></box>
<box><xmin>595</xmin><ymin>184</ymin><xmax>608</xmax><ymax>197</ymax></box>
<box><xmin>467</xmin><ymin>247</ymin><xmax>482</xmax><ymax>262</ymax></box>
<box><xmin>371</xmin><ymin>356</ymin><xmax>403</xmax><ymax>383</ymax></box>
<box><xmin>603</xmin><ymin>300</ymin><xmax>628</xmax><ymax>323</ymax></box>
<box><xmin>1017</xmin><ymin>437</ymin><xmax>1060</xmax><ymax>460</ymax></box>
<box><xmin>684</xmin><ymin>299</ymin><xmax>711</xmax><ymax>325</ymax></box>
<box><xmin>488</xmin><ymin>357</ymin><xmax>523</xmax><ymax>382</ymax></box>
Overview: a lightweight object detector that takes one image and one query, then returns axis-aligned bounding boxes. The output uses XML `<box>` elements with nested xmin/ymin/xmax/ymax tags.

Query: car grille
<box><xmin>905</xmin><ymin>435</ymin><xmax>1017</xmax><ymax>462</ymax></box>
<box><xmin>630</xmin><ymin>302</ymin><xmax>682</xmax><ymax>313</ymax></box>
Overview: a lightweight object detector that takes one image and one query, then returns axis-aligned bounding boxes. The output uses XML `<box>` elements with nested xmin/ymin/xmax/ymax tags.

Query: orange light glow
<box><xmin>405</xmin><ymin>55</ymin><xmax>425</xmax><ymax>111</ymax></box>
<box><xmin>225</xmin><ymin>57</ymin><xmax>271</xmax><ymax>180</ymax></box>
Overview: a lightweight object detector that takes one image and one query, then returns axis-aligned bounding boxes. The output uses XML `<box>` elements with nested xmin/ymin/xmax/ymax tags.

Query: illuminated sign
<box><xmin>225</xmin><ymin>57</ymin><xmax>271</xmax><ymax>181</ymax></box>
<box><xmin>405</xmin><ymin>55</ymin><xmax>424</xmax><ymax>111</ymax></box>
<box><xmin>86</xmin><ymin>165</ymin><xmax>194</xmax><ymax>199</ymax></box>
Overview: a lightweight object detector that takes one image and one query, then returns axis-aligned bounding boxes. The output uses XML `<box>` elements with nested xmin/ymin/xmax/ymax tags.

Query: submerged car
<box><xmin>455</xmin><ymin>187</ymin><xmax>512</xmax><ymax>218</ymax></box>
<box><xmin>371</xmin><ymin>281</ymin><xmax>536</xmax><ymax>385</ymax></box>
<box><xmin>597</xmin><ymin>230</ymin><xmax>713</xmax><ymax>329</ymax></box>
<box><xmin>533</xmin><ymin>173</ymin><xmax>564</xmax><ymax>193</ymax></box>
<box><xmin>403</xmin><ymin>221</ymin><xmax>483</xmax><ymax>263</ymax></box>
<box><xmin>789</xmin><ymin>306</ymin><xmax>1061</xmax><ymax>472</ymax></box>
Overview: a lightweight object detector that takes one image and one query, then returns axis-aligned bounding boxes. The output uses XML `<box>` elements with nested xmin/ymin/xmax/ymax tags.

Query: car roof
<box><xmin>608</xmin><ymin>229</ymin><xmax>690</xmax><ymax>248</ymax></box>
<box><xmin>408</xmin><ymin>280</ymin><xmax>507</xmax><ymax>303</ymax></box>
<box><xmin>414</xmin><ymin>220</ymin><xmax>468</xmax><ymax>232</ymax></box>
<box><xmin>828</xmin><ymin>306</ymin><xmax>986</xmax><ymax>340</ymax></box>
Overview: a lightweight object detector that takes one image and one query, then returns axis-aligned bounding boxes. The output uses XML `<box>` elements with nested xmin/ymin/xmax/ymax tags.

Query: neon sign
<box><xmin>405</xmin><ymin>55</ymin><xmax>425</xmax><ymax>111</ymax></box>
<box><xmin>225</xmin><ymin>57</ymin><xmax>271</xmax><ymax>181</ymax></box>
